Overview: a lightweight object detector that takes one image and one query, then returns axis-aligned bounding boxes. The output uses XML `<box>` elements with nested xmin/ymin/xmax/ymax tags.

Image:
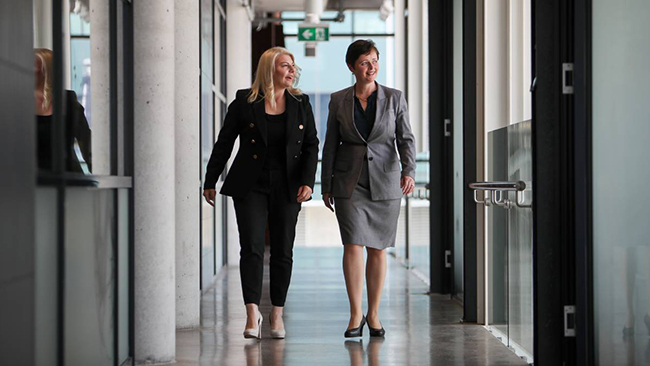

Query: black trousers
<box><xmin>233</xmin><ymin>169</ymin><xmax>301</xmax><ymax>306</ymax></box>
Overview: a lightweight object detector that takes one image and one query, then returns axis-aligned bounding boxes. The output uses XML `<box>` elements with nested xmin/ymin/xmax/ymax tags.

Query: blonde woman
<box><xmin>34</xmin><ymin>48</ymin><xmax>92</xmax><ymax>173</ymax></box>
<box><xmin>203</xmin><ymin>47</ymin><xmax>319</xmax><ymax>339</ymax></box>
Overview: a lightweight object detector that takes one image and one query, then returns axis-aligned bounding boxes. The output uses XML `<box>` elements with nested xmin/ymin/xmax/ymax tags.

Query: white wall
<box><xmin>406</xmin><ymin>0</ymin><xmax>428</xmax><ymax>153</ymax></box>
<box><xmin>484</xmin><ymin>0</ymin><xmax>508</xmax><ymax>133</ymax></box>
<box><xmin>225</xmin><ymin>0</ymin><xmax>252</xmax><ymax>266</ymax></box>
<box><xmin>393</xmin><ymin>0</ymin><xmax>406</xmax><ymax>93</ymax></box>
<box><xmin>33</xmin><ymin>0</ymin><xmax>52</xmax><ymax>49</ymax></box>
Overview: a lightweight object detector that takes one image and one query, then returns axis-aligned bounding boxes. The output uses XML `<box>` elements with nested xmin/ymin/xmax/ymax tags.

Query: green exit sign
<box><xmin>298</xmin><ymin>24</ymin><xmax>329</xmax><ymax>42</ymax></box>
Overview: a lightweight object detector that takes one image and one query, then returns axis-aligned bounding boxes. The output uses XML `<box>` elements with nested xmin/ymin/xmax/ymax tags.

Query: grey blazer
<box><xmin>321</xmin><ymin>84</ymin><xmax>416</xmax><ymax>201</ymax></box>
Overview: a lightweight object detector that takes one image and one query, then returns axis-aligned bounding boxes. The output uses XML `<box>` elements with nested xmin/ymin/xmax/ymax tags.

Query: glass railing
<box><xmin>482</xmin><ymin>120</ymin><xmax>533</xmax><ymax>364</ymax></box>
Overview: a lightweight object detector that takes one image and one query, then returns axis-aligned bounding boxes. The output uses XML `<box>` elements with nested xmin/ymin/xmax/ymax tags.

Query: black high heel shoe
<box><xmin>368</xmin><ymin>324</ymin><xmax>385</xmax><ymax>337</ymax></box>
<box><xmin>344</xmin><ymin>316</ymin><xmax>366</xmax><ymax>338</ymax></box>
<box><xmin>367</xmin><ymin>316</ymin><xmax>385</xmax><ymax>337</ymax></box>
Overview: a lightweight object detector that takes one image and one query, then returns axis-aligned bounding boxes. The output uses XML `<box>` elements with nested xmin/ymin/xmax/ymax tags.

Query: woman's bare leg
<box><xmin>343</xmin><ymin>244</ymin><xmax>365</xmax><ymax>329</ymax></box>
<box><xmin>245</xmin><ymin>303</ymin><xmax>260</xmax><ymax>329</ymax></box>
<box><xmin>366</xmin><ymin>247</ymin><xmax>387</xmax><ymax>329</ymax></box>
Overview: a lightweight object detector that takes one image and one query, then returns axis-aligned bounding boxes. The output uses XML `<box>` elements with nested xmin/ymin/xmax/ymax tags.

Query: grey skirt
<box><xmin>334</xmin><ymin>162</ymin><xmax>401</xmax><ymax>250</ymax></box>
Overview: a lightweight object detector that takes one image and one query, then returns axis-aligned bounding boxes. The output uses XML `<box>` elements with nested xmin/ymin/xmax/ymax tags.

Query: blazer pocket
<box><xmin>381</xmin><ymin>108</ymin><xmax>395</xmax><ymax>121</ymax></box>
<box><xmin>334</xmin><ymin>160</ymin><xmax>349</xmax><ymax>172</ymax></box>
<box><xmin>384</xmin><ymin>160</ymin><xmax>400</xmax><ymax>172</ymax></box>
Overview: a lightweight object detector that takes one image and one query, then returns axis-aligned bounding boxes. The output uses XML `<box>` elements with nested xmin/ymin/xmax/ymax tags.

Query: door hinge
<box><xmin>564</xmin><ymin>305</ymin><xmax>576</xmax><ymax>337</ymax></box>
<box><xmin>529</xmin><ymin>76</ymin><xmax>537</xmax><ymax>92</ymax></box>
<box><xmin>562</xmin><ymin>63</ymin><xmax>574</xmax><ymax>95</ymax></box>
<box><xmin>444</xmin><ymin>119</ymin><xmax>451</xmax><ymax>137</ymax></box>
<box><xmin>445</xmin><ymin>250</ymin><xmax>452</xmax><ymax>268</ymax></box>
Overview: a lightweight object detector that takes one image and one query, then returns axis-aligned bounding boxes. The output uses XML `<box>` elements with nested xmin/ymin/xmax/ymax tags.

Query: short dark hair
<box><xmin>345</xmin><ymin>39</ymin><xmax>380</xmax><ymax>69</ymax></box>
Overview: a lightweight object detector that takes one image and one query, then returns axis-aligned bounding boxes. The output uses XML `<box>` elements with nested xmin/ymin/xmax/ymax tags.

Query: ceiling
<box><xmin>252</xmin><ymin>0</ymin><xmax>385</xmax><ymax>14</ymax></box>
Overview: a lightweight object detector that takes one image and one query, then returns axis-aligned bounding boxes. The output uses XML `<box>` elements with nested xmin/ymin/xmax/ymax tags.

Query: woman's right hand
<box><xmin>203</xmin><ymin>189</ymin><xmax>216</xmax><ymax>207</ymax></box>
<box><xmin>323</xmin><ymin>193</ymin><xmax>334</xmax><ymax>212</ymax></box>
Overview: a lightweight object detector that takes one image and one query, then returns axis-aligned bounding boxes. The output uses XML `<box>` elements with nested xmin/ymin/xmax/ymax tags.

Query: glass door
<box><xmin>591</xmin><ymin>1</ymin><xmax>650</xmax><ymax>364</ymax></box>
<box><xmin>484</xmin><ymin>122</ymin><xmax>533</xmax><ymax>363</ymax></box>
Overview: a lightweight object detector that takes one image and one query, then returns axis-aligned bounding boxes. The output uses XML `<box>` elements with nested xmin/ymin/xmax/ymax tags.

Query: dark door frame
<box><xmin>428</xmin><ymin>0</ymin><xmax>454</xmax><ymax>295</ymax></box>
<box><xmin>574</xmin><ymin>0</ymin><xmax>594</xmax><ymax>364</ymax></box>
<box><xmin>532</xmin><ymin>0</ymin><xmax>578</xmax><ymax>364</ymax></box>
<box><xmin>460</xmin><ymin>0</ymin><xmax>478</xmax><ymax>322</ymax></box>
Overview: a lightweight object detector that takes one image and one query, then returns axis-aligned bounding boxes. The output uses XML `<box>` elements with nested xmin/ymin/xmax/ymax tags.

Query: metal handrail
<box><xmin>469</xmin><ymin>181</ymin><xmax>526</xmax><ymax>191</ymax></box>
<box><xmin>469</xmin><ymin>181</ymin><xmax>532</xmax><ymax>209</ymax></box>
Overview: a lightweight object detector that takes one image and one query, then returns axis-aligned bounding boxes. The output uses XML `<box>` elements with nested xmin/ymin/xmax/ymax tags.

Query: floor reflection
<box><xmin>244</xmin><ymin>340</ymin><xmax>285</xmax><ymax>366</ymax></box>
<box><xmin>345</xmin><ymin>338</ymin><xmax>385</xmax><ymax>366</ymax></box>
<box><xmin>175</xmin><ymin>247</ymin><xmax>528</xmax><ymax>366</ymax></box>
<box><xmin>596</xmin><ymin>245</ymin><xmax>650</xmax><ymax>365</ymax></box>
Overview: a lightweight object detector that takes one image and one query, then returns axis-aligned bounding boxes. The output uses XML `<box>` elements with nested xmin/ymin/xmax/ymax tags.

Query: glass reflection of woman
<box><xmin>35</xmin><ymin>48</ymin><xmax>92</xmax><ymax>173</ymax></box>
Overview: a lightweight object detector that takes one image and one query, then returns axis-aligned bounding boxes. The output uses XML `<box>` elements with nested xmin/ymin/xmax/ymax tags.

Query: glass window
<box><xmin>353</xmin><ymin>11</ymin><xmax>391</xmax><ymax>34</ymax></box>
<box><xmin>592</xmin><ymin>1</ymin><xmax>650</xmax><ymax>364</ymax></box>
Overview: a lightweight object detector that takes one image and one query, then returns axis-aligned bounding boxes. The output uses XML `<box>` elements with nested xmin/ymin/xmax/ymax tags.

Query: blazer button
<box><xmin>297</xmin><ymin>140</ymin><xmax>301</xmax><ymax>144</ymax></box>
<box><xmin>368</xmin><ymin>156</ymin><xmax>374</xmax><ymax>161</ymax></box>
<box><xmin>298</xmin><ymin>124</ymin><xmax>304</xmax><ymax>130</ymax></box>
<box><xmin>253</xmin><ymin>154</ymin><xmax>258</xmax><ymax>160</ymax></box>
<box><xmin>293</xmin><ymin>155</ymin><xmax>298</xmax><ymax>159</ymax></box>
<box><xmin>249</xmin><ymin>123</ymin><xmax>255</xmax><ymax>128</ymax></box>
<box><xmin>251</xmin><ymin>139</ymin><xmax>256</xmax><ymax>144</ymax></box>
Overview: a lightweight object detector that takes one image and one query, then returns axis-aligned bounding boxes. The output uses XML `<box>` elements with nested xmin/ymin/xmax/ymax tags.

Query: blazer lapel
<box><xmin>284</xmin><ymin>90</ymin><xmax>299</xmax><ymax>144</ymax></box>
<box><xmin>345</xmin><ymin>87</ymin><xmax>366</xmax><ymax>143</ymax></box>
<box><xmin>252</xmin><ymin>96</ymin><xmax>267</xmax><ymax>144</ymax></box>
<box><xmin>367</xmin><ymin>83</ymin><xmax>387</xmax><ymax>142</ymax></box>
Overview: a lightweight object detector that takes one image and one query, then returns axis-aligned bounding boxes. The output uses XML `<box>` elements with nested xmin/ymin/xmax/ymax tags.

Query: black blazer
<box><xmin>204</xmin><ymin>89</ymin><xmax>319</xmax><ymax>203</ymax></box>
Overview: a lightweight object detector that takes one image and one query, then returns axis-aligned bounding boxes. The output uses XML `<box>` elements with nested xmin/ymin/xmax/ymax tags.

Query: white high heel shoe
<box><xmin>269</xmin><ymin>313</ymin><xmax>286</xmax><ymax>339</ymax></box>
<box><xmin>243</xmin><ymin>311</ymin><xmax>262</xmax><ymax>339</ymax></box>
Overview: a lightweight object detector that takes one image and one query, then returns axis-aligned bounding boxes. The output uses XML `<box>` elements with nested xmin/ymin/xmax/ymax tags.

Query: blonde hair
<box><xmin>35</xmin><ymin>48</ymin><xmax>54</xmax><ymax>110</ymax></box>
<box><xmin>248</xmin><ymin>47</ymin><xmax>302</xmax><ymax>107</ymax></box>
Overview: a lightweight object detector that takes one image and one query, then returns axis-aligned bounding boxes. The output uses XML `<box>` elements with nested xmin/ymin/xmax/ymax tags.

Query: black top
<box><xmin>203</xmin><ymin>89</ymin><xmax>320</xmax><ymax>203</ymax></box>
<box><xmin>264</xmin><ymin>111</ymin><xmax>287</xmax><ymax>170</ymax></box>
<box><xmin>37</xmin><ymin>115</ymin><xmax>53</xmax><ymax>171</ymax></box>
<box><xmin>353</xmin><ymin>89</ymin><xmax>378</xmax><ymax>141</ymax></box>
<box><xmin>35</xmin><ymin>90</ymin><xmax>93</xmax><ymax>173</ymax></box>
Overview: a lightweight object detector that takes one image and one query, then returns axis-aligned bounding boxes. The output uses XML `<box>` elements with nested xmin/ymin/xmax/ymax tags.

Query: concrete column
<box><xmin>174</xmin><ymin>0</ymin><xmax>200</xmax><ymax>329</ymax></box>
<box><xmin>90</xmin><ymin>0</ymin><xmax>110</xmax><ymax>174</ymax></box>
<box><xmin>133</xmin><ymin>1</ymin><xmax>176</xmax><ymax>363</ymax></box>
<box><xmin>225</xmin><ymin>0</ymin><xmax>252</xmax><ymax>265</ymax></box>
<box><xmin>62</xmin><ymin>0</ymin><xmax>71</xmax><ymax>89</ymax></box>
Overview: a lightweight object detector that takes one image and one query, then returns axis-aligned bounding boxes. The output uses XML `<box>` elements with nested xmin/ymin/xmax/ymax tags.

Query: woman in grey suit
<box><xmin>321</xmin><ymin>40</ymin><xmax>416</xmax><ymax>338</ymax></box>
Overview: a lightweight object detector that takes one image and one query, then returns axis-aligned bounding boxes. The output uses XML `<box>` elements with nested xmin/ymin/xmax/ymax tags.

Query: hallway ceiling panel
<box><xmin>253</xmin><ymin>0</ymin><xmax>385</xmax><ymax>13</ymax></box>
<box><xmin>326</xmin><ymin>0</ymin><xmax>385</xmax><ymax>10</ymax></box>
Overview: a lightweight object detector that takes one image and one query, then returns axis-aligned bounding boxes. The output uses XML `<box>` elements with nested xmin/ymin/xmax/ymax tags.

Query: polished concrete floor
<box><xmin>176</xmin><ymin>247</ymin><xmax>528</xmax><ymax>366</ymax></box>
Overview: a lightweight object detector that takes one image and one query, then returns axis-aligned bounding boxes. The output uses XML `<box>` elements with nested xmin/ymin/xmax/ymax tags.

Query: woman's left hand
<box><xmin>401</xmin><ymin>176</ymin><xmax>415</xmax><ymax>195</ymax></box>
<box><xmin>297</xmin><ymin>185</ymin><xmax>313</xmax><ymax>203</ymax></box>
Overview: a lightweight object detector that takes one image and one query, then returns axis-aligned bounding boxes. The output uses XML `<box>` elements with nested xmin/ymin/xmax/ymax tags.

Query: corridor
<box><xmin>175</xmin><ymin>248</ymin><xmax>528</xmax><ymax>366</ymax></box>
